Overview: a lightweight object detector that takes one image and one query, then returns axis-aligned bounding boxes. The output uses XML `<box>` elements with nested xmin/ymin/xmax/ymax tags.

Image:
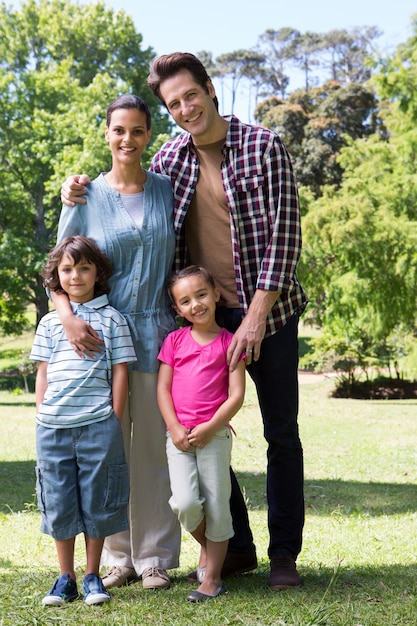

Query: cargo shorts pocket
<box><xmin>104</xmin><ymin>463</ymin><xmax>129</xmax><ymax>510</ymax></box>
<box><xmin>35</xmin><ymin>465</ymin><xmax>46</xmax><ymax>513</ymax></box>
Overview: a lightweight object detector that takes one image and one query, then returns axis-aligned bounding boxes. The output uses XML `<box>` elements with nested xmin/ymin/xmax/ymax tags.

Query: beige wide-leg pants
<box><xmin>101</xmin><ymin>371</ymin><xmax>181</xmax><ymax>575</ymax></box>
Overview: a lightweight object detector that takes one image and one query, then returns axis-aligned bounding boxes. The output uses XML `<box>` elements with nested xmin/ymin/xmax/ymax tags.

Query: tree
<box><xmin>371</xmin><ymin>13</ymin><xmax>417</xmax><ymax>129</ymax></box>
<box><xmin>212</xmin><ymin>49</ymin><xmax>266</xmax><ymax>115</ymax></box>
<box><xmin>298</xmin><ymin>18</ymin><xmax>417</xmax><ymax>379</ymax></box>
<box><xmin>256</xmin><ymin>28</ymin><xmax>298</xmax><ymax>98</ymax></box>
<box><xmin>253</xmin><ymin>26</ymin><xmax>382</xmax><ymax>99</ymax></box>
<box><xmin>255</xmin><ymin>81</ymin><xmax>384</xmax><ymax>195</ymax></box>
<box><xmin>0</xmin><ymin>0</ymin><xmax>171</xmax><ymax>334</ymax></box>
<box><xmin>319</xmin><ymin>27</ymin><xmax>381</xmax><ymax>85</ymax></box>
<box><xmin>292</xmin><ymin>31</ymin><xmax>322</xmax><ymax>91</ymax></box>
<box><xmin>299</xmin><ymin>143</ymin><xmax>417</xmax><ymax>379</ymax></box>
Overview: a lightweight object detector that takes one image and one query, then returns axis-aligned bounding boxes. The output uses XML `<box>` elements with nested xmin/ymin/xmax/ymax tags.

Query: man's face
<box><xmin>159</xmin><ymin>69</ymin><xmax>218</xmax><ymax>144</ymax></box>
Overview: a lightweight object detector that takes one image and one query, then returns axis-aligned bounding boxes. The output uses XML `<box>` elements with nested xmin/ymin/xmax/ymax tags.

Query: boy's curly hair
<box><xmin>42</xmin><ymin>236</ymin><xmax>112</xmax><ymax>297</ymax></box>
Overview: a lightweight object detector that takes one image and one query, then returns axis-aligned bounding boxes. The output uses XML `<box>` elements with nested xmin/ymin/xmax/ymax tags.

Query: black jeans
<box><xmin>220</xmin><ymin>308</ymin><xmax>304</xmax><ymax>560</ymax></box>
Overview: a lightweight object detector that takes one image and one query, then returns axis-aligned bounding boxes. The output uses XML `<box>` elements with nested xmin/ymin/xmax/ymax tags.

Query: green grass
<box><xmin>1</xmin><ymin>376</ymin><xmax>417</xmax><ymax>625</ymax></box>
<box><xmin>0</xmin><ymin>328</ymin><xmax>37</xmax><ymax>392</ymax></box>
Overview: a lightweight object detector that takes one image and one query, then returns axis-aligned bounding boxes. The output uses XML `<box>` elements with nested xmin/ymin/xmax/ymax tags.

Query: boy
<box><xmin>30</xmin><ymin>236</ymin><xmax>136</xmax><ymax>606</ymax></box>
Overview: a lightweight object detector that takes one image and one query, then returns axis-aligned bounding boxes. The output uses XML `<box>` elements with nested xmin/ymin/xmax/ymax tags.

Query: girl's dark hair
<box><xmin>166</xmin><ymin>265</ymin><xmax>216</xmax><ymax>304</ymax></box>
<box><xmin>147</xmin><ymin>52</ymin><xmax>219</xmax><ymax>111</ymax></box>
<box><xmin>106</xmin><ymin>94</ymin><xmax>152</xmax><ymax>130</ymax></box>
<box><xmin>42</xmin><ymin>236</ymin><xmax>112</xmax><ymax>297</ymax></box>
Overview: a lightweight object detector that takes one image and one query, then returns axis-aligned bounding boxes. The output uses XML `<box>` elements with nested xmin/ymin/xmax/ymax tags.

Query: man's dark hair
<box><xmin>147</xmin><ymin>52</ymin><xmax>219</xmax><ymax>111</ymax></box>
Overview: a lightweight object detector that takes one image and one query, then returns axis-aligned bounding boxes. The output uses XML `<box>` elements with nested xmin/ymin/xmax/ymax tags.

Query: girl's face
<box><xmin>105</xmin><ymin>107</ymin><xmax>152</xmax><ymax>166</ymax></box>
<box><xmin>172</xmin><ymin>274</ymin><xmax>220</xmax><ymax>327</ymax></box>
<box><xmin>57</xmin><ymin>253</ymin><xmax>97</xmax><ymax>303</ymax></box>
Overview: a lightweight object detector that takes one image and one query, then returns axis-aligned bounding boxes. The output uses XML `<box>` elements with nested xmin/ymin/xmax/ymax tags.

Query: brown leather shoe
<box><xmin>187</xmin><ymin>545</ymin><xmax>258</xmax><ymax>583</ymax></box>
<box><xmin>269</xmin><ymin>554</ymin><xmax>301</xmax><ymax>590</ymax></box>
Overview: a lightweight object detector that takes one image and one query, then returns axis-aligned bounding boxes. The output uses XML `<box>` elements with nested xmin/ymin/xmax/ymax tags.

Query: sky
<box><xmin>103</xmin><ymin>0</ymin><xmax>416</xmax><ymax>120</ymax></box>
<box><xmin>10</xmin><ymin>0</ymin><xmax>417</xmax><ymax>120</ymax></box>
<box><xmin>107</xmin><ymin>0</ymin><xmax>415</xmax><ymax>59</ymax></box>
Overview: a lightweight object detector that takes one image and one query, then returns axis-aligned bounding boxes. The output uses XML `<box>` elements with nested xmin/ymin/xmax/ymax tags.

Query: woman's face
<box><xmin>105</xmin><ymin>107</ymin><xmax>152</xmax><ymax>166</ymax></box>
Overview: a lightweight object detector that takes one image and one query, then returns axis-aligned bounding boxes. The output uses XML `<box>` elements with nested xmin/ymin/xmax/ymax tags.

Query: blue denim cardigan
<box><xmin>57</xmin><ymin>171</ymin><xmax>176</xmax><ymax>373</ymax></box>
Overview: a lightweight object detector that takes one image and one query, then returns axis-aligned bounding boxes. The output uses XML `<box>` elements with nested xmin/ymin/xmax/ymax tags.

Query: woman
<box><xmin>52</xmin><ymin>94</ymin><xmax>181</xmax><ymax>590</ymax></box>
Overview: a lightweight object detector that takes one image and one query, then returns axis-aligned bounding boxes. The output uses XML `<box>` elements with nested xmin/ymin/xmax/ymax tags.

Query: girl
<box><xmin>157</xmin><ymin>265</ymin><xmax>246</xmax><ymax>602</ymax></box>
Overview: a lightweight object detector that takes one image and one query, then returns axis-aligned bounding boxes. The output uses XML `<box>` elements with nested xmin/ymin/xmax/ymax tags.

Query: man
<box><xmin>61</xmin><ymin>52</ymin><xmax>308</xmax><ymax>590</ymax></box>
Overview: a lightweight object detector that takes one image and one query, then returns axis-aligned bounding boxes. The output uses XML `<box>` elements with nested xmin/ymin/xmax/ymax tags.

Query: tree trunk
<box><xmin>35</xmin><ymin>275</ymin><xmax>49</xmax><ymax>327</ymax></box>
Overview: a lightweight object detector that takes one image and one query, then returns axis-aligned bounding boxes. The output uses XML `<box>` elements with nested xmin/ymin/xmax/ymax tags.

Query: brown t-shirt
<box><xmin>184</xmin><ymin>139</ymin><xmax>239</xmax><ymax>308</ymax></box>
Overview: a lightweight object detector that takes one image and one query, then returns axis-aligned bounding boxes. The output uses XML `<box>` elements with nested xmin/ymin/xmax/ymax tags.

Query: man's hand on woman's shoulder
<box><xmin>61</xmin><ymin>174</ymin><xmax>91</xmax><ymax>206</ymax></box>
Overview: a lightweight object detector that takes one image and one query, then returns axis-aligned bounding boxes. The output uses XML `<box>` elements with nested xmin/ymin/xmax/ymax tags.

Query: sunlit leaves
<box><xmin>0</xmin><ymin>0</ymin><xmax>170</xmax><ymax>333</ymax></box>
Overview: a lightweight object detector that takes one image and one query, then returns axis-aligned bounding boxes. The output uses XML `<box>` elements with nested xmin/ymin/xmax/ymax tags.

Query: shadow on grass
<box><xmin>1</xmin><ymin>559</ymin><xmax>416</xmax><ymax>587</ymax></box>
<box><xmin>236</xmin><ymin>471</ymin><xmax>417</xmax><ymax>516</ymax></box>
<box><xmin>0</xmin><ymin>564</ymin><xmax>416</xmax><ymax>626</ymax></box>
<box><xmin>0</xmin><ymin>401</ymin><xmax>36</xmax><ymax>407</ymax></box>
<box><xmin>226</xmin><ymin>560</ymin><xmax>417</xmax><ymax>590</ymax></box>
<box><xmin>0</xmin><ymin>460</ymin><xmax>36</xmax><ymax>514</ymax></box>
<box><xmin>1</xmin><ymin>561</ymin><xmax>416</xmax><ymax>598</ymax></box>
<box><xmin>1</xmin><ymin>463</ymin><xmax>417</xmax><ymax>517</ymax></box>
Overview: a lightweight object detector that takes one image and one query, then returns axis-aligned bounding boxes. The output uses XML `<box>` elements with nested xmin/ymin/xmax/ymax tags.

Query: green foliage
<box><xmin>371</xmin><ymin>13</ymin><xmax>417</xmax><ymax>126</ymax></box>
<box><xmin>298</xmin><ymin>20</ymin><xmax>417</xmax><ymax>378</ymax></box>
<box><xmin>1</xmin><ymin>5</ymin><xmax>417</xmax><ymax>380</ymax></box>
<box><xmin>255</xmin><ymin>81</ymin><xmax>385</xmax><ymax>195</ymax></box>
<box><xmin>0</xmin><ymin>0</ymin><xmax>171</xmax><ymax>334</ymax></box>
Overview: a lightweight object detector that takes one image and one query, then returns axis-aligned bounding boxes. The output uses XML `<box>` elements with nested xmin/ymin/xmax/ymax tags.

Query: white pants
<box><xmin>166</xmin><ymin>426</ymin><xmax>234</xmax><ymax>542</ymax></box>
<box><xmin>101</xmin><ymin>372</ymin><xmax>181</xmax><ymax>575</ymax></box>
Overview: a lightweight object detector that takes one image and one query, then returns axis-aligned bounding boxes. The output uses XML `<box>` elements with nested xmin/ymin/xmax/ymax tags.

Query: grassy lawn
<box><xmin>0</xmin><ymin>371</ymin><xmax>416</xmax><ymax>625</ymax></box>
<box><xmin>0</xmin><ymin>328</ymin><xmax>37</xmax><ymax>393</ymax></box>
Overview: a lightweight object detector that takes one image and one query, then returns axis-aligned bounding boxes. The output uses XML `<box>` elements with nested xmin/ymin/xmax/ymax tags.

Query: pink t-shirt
<box><xmin>158</xmin><ymin>326</ymin><xmax>243</xmax><ymax>429</ymax></box>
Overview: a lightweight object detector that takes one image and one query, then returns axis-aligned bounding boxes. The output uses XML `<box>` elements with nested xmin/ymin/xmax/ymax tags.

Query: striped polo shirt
<box><xmin>30</xmin><ymin>295</ymin><xmax>137</xmax><ymax>428</ymax></box>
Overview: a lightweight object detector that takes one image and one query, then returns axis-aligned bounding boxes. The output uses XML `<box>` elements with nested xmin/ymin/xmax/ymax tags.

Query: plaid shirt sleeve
<box><xmin>259</xmin><ymin>133</ymin><xmax>302</xmax><ymax>292</ymax></box>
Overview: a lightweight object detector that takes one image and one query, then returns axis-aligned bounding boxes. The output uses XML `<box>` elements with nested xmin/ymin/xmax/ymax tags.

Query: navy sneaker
<box><xmin>42</xmin><ymin>573</ymin><xmax>79</xmax><ymax>606</ymax></box>
<box><xmin>82</xmin><ymin>573</ymin><xmax>111</xmax><ymax>605</ymax></box>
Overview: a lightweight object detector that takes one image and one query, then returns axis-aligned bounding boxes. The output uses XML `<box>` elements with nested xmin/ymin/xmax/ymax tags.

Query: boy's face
<box><xmin>172</xmin><ymin>273</ymin><xmax>220</xmax><ymax>327</ymax></box>
<box><xmin>57</xmin><ymin>253</ymin><xmax>97</xmax><ymax>303</ymax></box>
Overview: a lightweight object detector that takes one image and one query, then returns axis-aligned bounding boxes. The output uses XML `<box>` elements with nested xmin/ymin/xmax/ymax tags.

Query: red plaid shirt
<box><xmin>151</xmin><ymin>115</ymin><xmax>308</xmax><ymax>337</ymax></box>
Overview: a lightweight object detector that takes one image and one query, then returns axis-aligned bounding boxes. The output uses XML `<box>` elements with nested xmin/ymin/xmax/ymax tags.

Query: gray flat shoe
<box><xmin>186</xmin><ymin>584</ymin><xmax>226</xmax><ymax>602</ymax></box>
